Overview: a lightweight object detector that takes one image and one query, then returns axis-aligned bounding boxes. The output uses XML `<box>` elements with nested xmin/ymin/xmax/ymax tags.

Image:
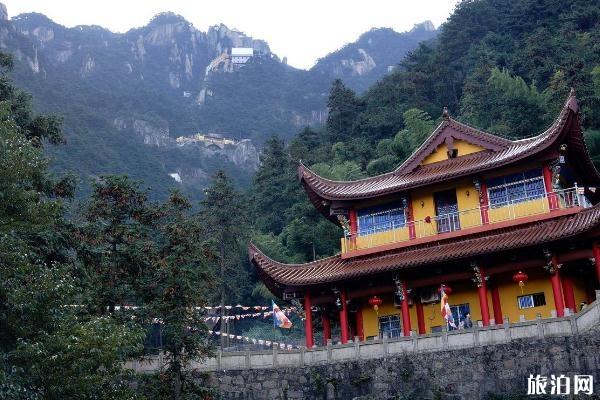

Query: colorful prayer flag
<box><xmin>272</xmin><ymin>300</ymin><xmax>293</xmax><ymax>329</ymax></box>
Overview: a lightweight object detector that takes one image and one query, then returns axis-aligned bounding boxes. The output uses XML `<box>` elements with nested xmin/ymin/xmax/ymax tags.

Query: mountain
<box><xmin>311</xmin><ymin>21</ymin><xmax>437</xmax><ymax>93</ymax></box>
<box><xmin>0</xmin><ymin>4</ymin><xmax>436</xmax><ymax>199</ymax></box>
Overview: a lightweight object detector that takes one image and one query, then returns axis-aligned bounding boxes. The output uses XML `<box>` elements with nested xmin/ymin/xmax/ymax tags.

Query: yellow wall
<box><xmin>361</xmin><ymin>294</ymin><xmax>400</xmax><ymax>338</ymax></box>
<box><xmin>493</xmin><ymin>270</ymin><xmax>556</xmax><ymax>321</ymax></box>
<box><xmin>355</xmin><ymin>227</ymin><xmax>409</xmax><ymax>249</ymax></box>
<box><xmin>358</xmin><ymin>271</ymin><xmax>585</xmax><ymax>335</ymax></box>
<box><xmin>488</xmin><ymin>198</ymin><xmax>548</xmax><ymax>223</ymax></box>
<box><xmin>410</xmin><ymin>179</ymin><xmax>480</xmax><ymax>237</ymax></box>
<box><xmin>421</xmin><ymin>140</ymin><xmax>485</xmax><ymax>166</ymax></box>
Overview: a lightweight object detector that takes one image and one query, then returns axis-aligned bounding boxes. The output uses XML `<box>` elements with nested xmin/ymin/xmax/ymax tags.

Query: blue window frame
<box><xmin>357</xmin><ymin>204</ymin><xmax>406</xmax><ymax>236</ymax></box>
<box><xmin>518</xmin><ymin>293</ymin><xmax>546</xmax><ymax>309</ymax></box>
<box><xmin>487</xmin><ymin>169</ymin><xmax>545</xmax><ymax>207</ymax></box>
<box><xmin>379</xmin><ymin>315</ymin><xmax>401</xmax><ymax>338</ymax></box>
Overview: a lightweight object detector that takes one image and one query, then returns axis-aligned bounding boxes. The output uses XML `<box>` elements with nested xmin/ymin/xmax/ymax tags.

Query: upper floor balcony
<box><xmin>341</xmin><ymin>187</ymin><xmax>591</xmax><ymax>256</ymax></box>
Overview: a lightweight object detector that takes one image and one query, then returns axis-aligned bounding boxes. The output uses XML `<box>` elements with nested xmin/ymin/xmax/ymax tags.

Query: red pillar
<box><xmin>415</xmin><ymin>300</ymin><xmax>426</xmax><ymax>335</ymax></box>
<box><xmin>480</xmin><ymin>181</ymin><xmax>490</xmax><ymax>225</ymax></box>
<box><xmin>490</xmin><ymin>283</ymin><xmax>503</xmax><ymax>325</ymax></box>
<box><xmin>355</xmin><ymin>307</ymin><xmax>364</xmax><ymax>341</ymax></box>
<box><xmin>304</xmin><ymin>291</ymin><xmax>314</xmax><ymax>348</ymax></box>
<box><xmin>593</xmin><ymin>243</ymin><xmax>600</xmax><ymax>285</ymax></box>
<box><xmin>477</xmin><ymin>268</ymin><xmax>491</xmax><ymax>327</ymax></box>
<box><xmin>542</xmin><ymin>165</ymin><xmax>558</xmax><ymax>211</ymax></box>
<box><xmin>549</xmin><ymin>255</ymin><xmax>565</xmax><ymax>317</ymax></box>
<box><xmin>400</xmin><ymin>283</ymin><xmax>412</xmax><ymax>336</ymax></box>
<box><xmin>561</xmin><ymin>274</ymin><xmax>576</xmax><ymax>314</ymax></box>
<box><xmin>339</xmin><ymin>290</ymin><xmax>349</xmax><ymax>344</ymax></box>
<box><xmin>349</xmin><ymin>209</ymin><xmax>358</xmax><ymax>250</ymax></box>
<box><xmin>407</xmin><ymin>196</ymin><xmax>416</xmax><ymax>239</ymax></box>
<box><xmin>321</xmin><ymin>313</ymin><xmax>331</xmax><ymax>345</ymax></box>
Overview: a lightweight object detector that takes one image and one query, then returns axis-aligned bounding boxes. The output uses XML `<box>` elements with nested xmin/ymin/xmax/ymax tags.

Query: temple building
<box><xmin>249</xmin><ymin>91</ymin><xmax>600</xmax><ymax>347</ymax></box>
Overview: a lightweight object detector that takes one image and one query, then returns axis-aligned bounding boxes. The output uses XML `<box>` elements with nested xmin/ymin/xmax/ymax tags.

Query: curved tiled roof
<box><xmin>299</xmin><ymin>92</ymin><xmax>599</xmax><ymax>204</ymax></box>
<box><xmin>250</xmin><ymin>205</ymin><xmax>600</xmax><ymax>296</ymax></box>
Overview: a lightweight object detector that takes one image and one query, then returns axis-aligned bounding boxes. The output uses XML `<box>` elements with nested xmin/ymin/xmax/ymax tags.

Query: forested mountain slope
<box><xmin>250</xmin><ymin>0</ymin><xmax>600</xmax><ymax>266</ymax></box>
<box><xmin>0</xmin><ymin>4</ymin><xmax>435</xmax><ymax>199</ymax></box>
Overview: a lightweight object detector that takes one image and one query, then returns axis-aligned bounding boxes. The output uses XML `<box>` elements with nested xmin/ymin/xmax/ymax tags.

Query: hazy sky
<box><xmin>3</xmin><ymin>0</ymin><xmax>460</xmax><ymax>69</ymax></box>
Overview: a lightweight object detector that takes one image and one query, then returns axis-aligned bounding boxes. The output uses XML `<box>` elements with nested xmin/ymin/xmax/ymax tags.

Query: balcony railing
<box><xmin>341</xmin><ymin>187</ymin><xmax>590</xmax><ymax>254</ymax></box>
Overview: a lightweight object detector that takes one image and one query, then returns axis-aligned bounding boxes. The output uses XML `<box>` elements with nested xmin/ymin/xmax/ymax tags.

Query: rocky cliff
<box><xmin>0</xmin><ymin>2</ymin><xmax>436</xmax><ymax>200</ymax></box>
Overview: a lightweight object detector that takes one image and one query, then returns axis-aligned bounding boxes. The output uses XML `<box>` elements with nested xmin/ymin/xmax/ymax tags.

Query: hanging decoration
<box><xmin>368</xmin><ymin>295</ymin><xmax>383</xmax><ymax>316</ymax></box>
<box><xmin>512</xmin><ymin>270</ymin><xmax>529</xmax><ymax>294</ymax></box>
<box><xmin>437</xmin><ymin>284</ymin><xmax>452</xmax><ymax>295</ymax></box>
<box><xmin>208</xmin><ymin>330</ymin><xmax>297</xmax><ymax>350</ymax></box>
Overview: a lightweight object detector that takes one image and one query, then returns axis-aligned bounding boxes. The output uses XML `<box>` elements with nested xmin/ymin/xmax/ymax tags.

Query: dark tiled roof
<box><xmin>250</xmin><ymin>205</ymin><xmax>600</xmax><ymax>295</ymax></box>
<box><xmin>299</xmin><ymin>93</ymin><xmax>599</xmax><ymax>203</ymax></box>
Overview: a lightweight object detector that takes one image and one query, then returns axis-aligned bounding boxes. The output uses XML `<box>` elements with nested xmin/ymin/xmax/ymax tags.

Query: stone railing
<box><xmin>129</xmin><ymin>291</ymin><xmax>600</xmax><ymax>373</ymax></box>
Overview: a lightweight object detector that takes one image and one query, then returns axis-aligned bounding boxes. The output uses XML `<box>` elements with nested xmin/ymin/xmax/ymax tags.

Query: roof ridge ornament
<box><xmin>442</xmin><ymin>106</ymin><xmax>449</xmax><ymax>120</ymax></box>
<box><xmin>567</xmin><ymin>87</ymin><xmax>579</xmax><ymax>113</ymax></box>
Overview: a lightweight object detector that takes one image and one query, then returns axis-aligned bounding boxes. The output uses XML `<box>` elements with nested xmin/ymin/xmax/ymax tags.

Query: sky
<box><xmin>2</xmin><ymin>0</ymin><xmax>460</xmax><ymax>70</ymax></box>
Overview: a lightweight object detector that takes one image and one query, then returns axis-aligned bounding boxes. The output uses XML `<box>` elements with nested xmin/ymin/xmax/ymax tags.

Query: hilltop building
<box><xmin>231</xmin><ymin>47</ymin><xmax>254</xmax><ymax>68</ymax></box>
<box><xmin>250</xmin><ymin>91</ymin><xmax>600</xmax><ymax>347</ymax></box>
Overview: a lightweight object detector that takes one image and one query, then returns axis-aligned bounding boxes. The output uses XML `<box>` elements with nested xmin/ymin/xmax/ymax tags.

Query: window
<box><xmin>357</xmin><ymin>204</ymin><xmax>406</xmax><ymax>236</ymax></box>
<box><xmin>518</xmin><ymin>292</ymin><xmax>546</xmax><ymax>309</ymax></box>
<box><xmin>487</xmin><ymin>169</ymin><xmax>545</xmax><ymax>208</ymax></box>
<box><xmin>450</xmin><ymin>303</ymin><xmax>470</xmax><ymax>330</ymax></box>
<box><xmin>378</xmin><ymin>315</ymin><xmax>401</xmax><ymax>338</ymax></box>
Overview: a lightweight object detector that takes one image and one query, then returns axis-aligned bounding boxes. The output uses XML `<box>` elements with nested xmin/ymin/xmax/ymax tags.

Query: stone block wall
<box><xmin>205</xmin><ymin>331</ymin><xmax>600</xmax><ymax>399</ymax></box>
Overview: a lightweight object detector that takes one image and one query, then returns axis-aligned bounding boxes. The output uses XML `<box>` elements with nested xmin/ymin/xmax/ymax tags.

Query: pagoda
<box><xmin>250</xmin><ymin>91</ymin><xmax>600</xmax><ymax>348</ymax></box>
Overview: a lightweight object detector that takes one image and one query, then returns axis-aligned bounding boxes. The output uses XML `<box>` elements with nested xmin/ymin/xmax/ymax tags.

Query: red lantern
<box><xmin>438</xmin><ymin>285</ymin><xmax>452</xmax><ymax>295</ymax></box>
<box><xmin>512</xmin><ymin>271</ymin><xmax>529</xmax><ymax>294</ymax></box>
<box><xmin>368</xmin><ymin>295</ymin><xmax>383</xmax><ymax>315</ymax></box>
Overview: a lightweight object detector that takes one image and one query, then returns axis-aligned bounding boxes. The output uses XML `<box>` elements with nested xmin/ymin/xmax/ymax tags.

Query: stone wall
<box><xmin>206</xmin><ymin>331</ymin><xmax>600</xmax><ymax>399</ymax></box>
<box><xmin>130</xmin><ymin>296</ymin><xmax>600</xmax><ymax>399</ymax></box>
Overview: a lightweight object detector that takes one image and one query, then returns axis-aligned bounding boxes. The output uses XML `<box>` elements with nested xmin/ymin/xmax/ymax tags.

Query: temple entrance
<box><xmin>434</xmin><ymin>189</ymin><xmax>460</xmax><ymax>233</ymax></box>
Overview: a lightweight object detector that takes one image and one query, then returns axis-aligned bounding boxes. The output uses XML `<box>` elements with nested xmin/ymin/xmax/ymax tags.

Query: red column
<box><xmin>349</xmin><ymin>209</ymin><xmax>358</xmax><ymax>250</ymax></box>
<box><xmin>593</xmin><ymin>243</ymin><xmax>600</xmax><ymax>285</ymax></box>
<box><xmin>355</xmin><ymin>307</ymin><xmax>364</xmax><ymax>341</ymax></box>
<box><xmin>339</xmin><ymin>290</ymin><xmax>349</xmax><ymax>344</ymax></box>
<box><xmin>542</xmin><ymin>165</ymin><xmax>558</xmax><ymax>211</ymax></box>
<box><xmin>321</xmin><ymin>313</ymin><xmax>331</xmax><ymax>345</ymax></box>
<box><xmin>561</xmin><ymin>273</ymin><xmax>576</xmax><ymax>313</ymax></box>
<box><xmin>407</xmin><ymin>196</ymin><xmax>416</xmax><ymax>239</ymax></box>
<box><xmin>480</xmin><ymin>181</ymin><xmax>490</xmax><ymax>225</ymax></box>
<box><xmin>415</xmin><ymin>300</ymin><xmax>426</xmax><ymax>335</ymax></box>
<box><xmin>304</xmin><ymin>291</ymin><xmax>314</xmax><ymax>348</ymax></box>
<box><xmin>478</xmin><ymin>268</ymin><xmax>491</xmax><ymax>327</ymax></box>
<box><xmin>490</xmin><ymin>283</ymin><xmax>503</xmax><ymax>325</ymax></box>
<box><xmin>400</xmin><ymin>283</ymin><xmax>412</xmax><ymax>336</ymax></box>
<box><xmin>549</xmin><ymin>255</ymin><xmax>565</xmax><ymax>317</ymax></box>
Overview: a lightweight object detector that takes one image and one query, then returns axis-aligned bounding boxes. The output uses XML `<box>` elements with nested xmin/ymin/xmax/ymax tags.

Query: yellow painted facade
<box><xmin>410</xmin><ymin>178</ymin><xmax>480</xmax><ymax>237</ymax></box>
<box><xmin>358</xmin><ymin>272</ymin><xmax>588</xmax><ymax>336</ymax></box>
<box><xmin>342</xmin><ymin>165</ymin><xmax>559</xmax><ymax>254</ymax></box>
<box><xmin>421</xmin><ymin>140</ymin><xmax>486</xmax><ymax>166</ymax></box>
<box><xmin>487</xmin><ymin>198</ymin><xmax>548</xmax><ymax>223</ymax></box>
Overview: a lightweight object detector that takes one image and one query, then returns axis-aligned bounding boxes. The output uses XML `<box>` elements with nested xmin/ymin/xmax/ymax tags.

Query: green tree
<box><xmin>76</xmin><ymin>175</ymin><xmax>159</xmax><ymax>314</ymax></box>
<box><xmin>139</xmin><ymin>192</ymin><xmax>214</xmax><ymax>400</ymax></box>
<box><xmin>199</xmin><ymin>171</ymin><xmax>249</xmax><ymax>348</ymax></box>
<box><xmin>366</xmin><ymin>108</ymin><xmax>435</xmax><ymax>176</ymax></box>
<box><xmin>326</xmin><ymin>79</ymin><xmax>364</xmax><ymax>142</ymax></box>
<box><xmin>0</xmin><ymin>50</ymin><xmax>142</xmax><ymax>399</ymax></box>
<box><xmin>251</xmin><ymin>136</ymin><xmax>298</xmax><ymax>235</ymax></box>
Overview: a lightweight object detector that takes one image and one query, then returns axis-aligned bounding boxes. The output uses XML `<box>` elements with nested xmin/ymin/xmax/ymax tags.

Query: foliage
<box><xmin>138</xmin><ymin>192</ymin><xmax>215</xmax><ymax>400</ymax></box>
<box><xmin>0</xmin><ymin>50</ymin><xmax>143</xmax><ymax>399</ymax></box>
